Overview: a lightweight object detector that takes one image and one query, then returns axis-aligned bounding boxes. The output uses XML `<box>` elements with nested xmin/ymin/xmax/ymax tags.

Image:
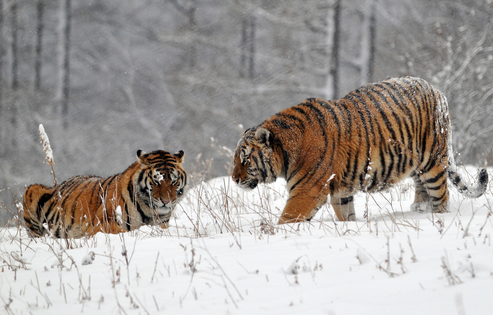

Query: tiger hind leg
<box><xmin>411</xmin><ymin>169</ymin><xmax>449</xmax><ymax>213</ymax></box>
<box><xmin>330</xmin><ymin>195</ymin><xmax>356</xmax><ymax>221</ymax></box>
<box><xmin>22</xmin><ymin>184</ymin><xmax>54</xmax><ymax>237</ymax></box>
<box><xmin>410</xmin><ymin>174</ymin><xmax>432</xmax><ymax>213</ymax></box>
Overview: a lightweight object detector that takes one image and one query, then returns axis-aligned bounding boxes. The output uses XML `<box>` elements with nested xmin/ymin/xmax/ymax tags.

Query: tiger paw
<box><xmin>347</xmin><ymin>212</ymin><xmax>356</xmax><ymax>221</ymax></box>
<box><xmin>411</xmin><ymin>202</ymin><xmax>432</xmax><ymax>213</ymax></box>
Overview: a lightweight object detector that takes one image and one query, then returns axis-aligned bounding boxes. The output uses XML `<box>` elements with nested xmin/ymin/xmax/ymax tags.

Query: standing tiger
<box><xmin>232</xmin><ymin>76</ymin><xmax>488</xmax><ymax>224</ymax></box>
<box><xmin>23</xmin><ymin>150</ymin><xmax>188</xmax><ymax>238</ymax></box>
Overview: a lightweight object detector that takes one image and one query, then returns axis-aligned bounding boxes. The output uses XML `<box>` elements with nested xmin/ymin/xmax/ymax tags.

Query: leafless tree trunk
<box><xmin>248</xmin><ymin>16</ymin><xmax>256</xmax><ymax>79</ymax></box>
<box><xmin>11</xmin><ymin>2</ymin><xmax>18</xmax><ymax>90</ymax></box>
<box><xmin>0</xmin><ymin>0</ymin><xmax>3</xmax><ymax>149</ymax></box>
<box><xmin>168</xmin><ymin>0</ymin><xmax>197</xmax><ymax>69</ymax></box>
<box><xmin>368</xmin><ymin>0</ymin><xmax>376</xmax><ymax>82</ymax></box>
<box><xmin>240</xmin><ymin>15</ymin><xmax>256</xmax><ymax>79</ymax></box>
<box><xmin>330</xmin><ymin>0</ymin><xmax>341</xmax><ymax>98</ymax></box>
<box><xmin>321</xmin><ymin>0</ymin><xmax>340</xmax><ymax>100</ymax></box>
<box><xmin>34</xmin><ymin>0</ymin><xmax>44</xmax><ymax>91</ymax></box>
<box><xmin>7</xmin><ymin>1</ymin><xmax>19</xmax><ymax>151</ymax></box>
<box><xmin>56</xmin><ymin>0</ymin><xmax>71</xmax><ymax>129</ymax></box>
<box><xmin>359</xmin><ymin>0</ymin><xmax>376</xmax><ymax>85</ymax></box>
<box><xmin>0</xmin><ymin>0</ymin><xmax>3</xmax><ymax>105</ymax></box>
<box><xmin>240</xmin><ymin>18</ymin><xmax>247</xmax><ymax>78</ymax></box>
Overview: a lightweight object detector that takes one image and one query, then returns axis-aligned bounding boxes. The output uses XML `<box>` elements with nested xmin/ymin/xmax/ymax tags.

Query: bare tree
<box><xmin>11</xmin><ymin>2</ymin><xmax>18</xmax><ymax>90</ymax></box>
<box><xmin>303</xmin><ymin>0</ymin><xmax>341</xmax><ymax>100</ymax></box>
<box><xmin>168</xmin><ymin>0</ymin><xmax>197</xmax><ymax>69</ymax></box>
<box><xmin>0</xmin><ymin>0</ymin><xmax>3</xmax><ymax>150</ymax></box>
<box><xmin>0</xmin><ymin>0</ymin><xmax>3</xmax><ymax>105</ymax></box>
<box><xmin>359</xmin><ymin>0</ymin><xmax>376</xmax><ymax>85</ymax></box>
<box><xmin>34</xmin><ymin>0</ymin><xmax>44</xmax><ymax>91</ymax></box>
<box><xmin>240</xmin><ymin>15</ymin><xmax>256</xmax><ymax>79</ymax></box>
<box><xmin>343</xmin><ymin>0</ymin><xmax>377</xmax><ymax>87</ymax></box>
<box><xmin>56</xmin><ymin>0</ymin><xmax>71</xmax><ymax>129</ymax></box>
<box><xmin>328</xmin><ymin>0</ymin><xmax>341</xmax><ymax>99</ymax></box>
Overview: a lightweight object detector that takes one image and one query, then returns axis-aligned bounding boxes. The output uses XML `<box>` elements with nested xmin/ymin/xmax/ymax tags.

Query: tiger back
<box><xmin>232</xmin><ymin>76</ymin><xmax>488</xmax><ymax>224</ymax></box>
<box><xmin>23</xmin><ymin>150</ymin><xmax>187</xmax><ymax>238</ymax></box>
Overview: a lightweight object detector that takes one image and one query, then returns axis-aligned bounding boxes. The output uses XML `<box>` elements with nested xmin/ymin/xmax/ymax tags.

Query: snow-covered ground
<box><xmin>1</xmin><ymin>166</ymin><xmax>492</xmax><ymax>314</ymax></box>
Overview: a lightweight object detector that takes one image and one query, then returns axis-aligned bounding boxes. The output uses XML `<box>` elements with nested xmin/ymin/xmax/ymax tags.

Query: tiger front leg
<box><xmin>160</xmin><ymin>221</ymin><xmax>170</xmax><ymax>229</ymax></box>
<box><xmin>84</xmin><ymin>220</ymin><xmax>126</xmax><ymax>237</ymax></box>
<box><xmin>410</xmin><ymin>174</ymin><xmax>432</xmax><ymax>213</ymax></box>
<box><xmin>278</xmin><ymin>188</ymin><xmax>328</xmax><ymax>224</ymax></box>
<box><xmin>87</xmin><ymin>207</ymin><xmax>127</xmax><ymax>236</ymax></box>
<box><xmin>330</xmin><ymin>195</ymin><xmax>356</xmax><ymax>221</ymax></box>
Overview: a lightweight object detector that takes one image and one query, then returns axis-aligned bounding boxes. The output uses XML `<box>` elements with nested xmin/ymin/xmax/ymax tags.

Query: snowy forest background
<box><xmin>1</xmin><ymin>0</ymin><xmax>493</xmax><ymax>224</ymax></box>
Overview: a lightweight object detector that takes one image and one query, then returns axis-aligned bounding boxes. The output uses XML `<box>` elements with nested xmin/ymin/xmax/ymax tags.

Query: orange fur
<box><xmin>232</xmin><ymin>77</ymin><xmax>488</xmax><ymax>223</ymax></box>
<box><xmin>23</xmin><ymin>150</ymin><xmax>187</xmax><ymax>238</ymax></box>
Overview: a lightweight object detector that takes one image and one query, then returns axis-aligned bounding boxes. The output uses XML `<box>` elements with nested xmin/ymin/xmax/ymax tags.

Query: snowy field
<box><xmin>1</xmin><ymin>166</ymin><xmax>493</xmax><ymax>315</ymax></box>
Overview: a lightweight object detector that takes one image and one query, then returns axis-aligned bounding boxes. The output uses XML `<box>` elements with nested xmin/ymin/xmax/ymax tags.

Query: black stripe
<box><xmin>69</xmin><ymin>178</ymin><xmax>102</xmax><ymax>225</ymax></box>
<box><xmin>37</xmin><ymin>193</ymin><xmax>53</xmax><ymax>218</ymax></box>
<box><xmin>271</xmin><ymin>132</ymin><xmax>290</xmax><ymax>178</ymax></box>
<box><xmin>367</xmin><ymin>173</ymin><xmax>379</xmax><ymax>191</ymax></box>
<box><xmin>345</xmin><ymin>94</ymin><xmax>372</xmax><ymax>188</ymax></box>
<box><xmin>293</xmin><ymin>107</ymin><xmax>313</xmax><ymax>125</ymax></box>
<box><xmin>137</xmin><ymin>169</ymin><xmax>146</xmax><ymax>186</ymax></box>
<box><xmin>425</xmin><ymin>170</ymin><xmax>446</xmax><ymax>184</ymax></box>
<box><xmin>430</xmin><ymin>190</ymin><xmax>447</xmax><ymax>202</ymax></box>
<box><xmin>363</xmin><ymin>87</ymin><xmax>397</xmax><ymax>141</ymax></box>
<box><xmin>290</xmin><ymin>100</ymin><xmax>332</xmax><ymax>191</ymax></box>
<box><xmin>347</xmin><ymin>91</ymin><xmax>377</xmax><ymax>145</ymax></box>
<box><xmin>136</xmin><ymin>203</ymin><xmax>150</xmax><ymax>224</ymax></box>
<box><xmin>127</xmin><ymin>178</ymin><xmax>135</xmax><ymax>204</ymax></box>
<box><xmin>382</xmin><ymin>82</ymin><xmax>416</xmax><ymax>145</ymax></box>
<box><xmin>375</xmin><ymin>83</ymin><xmax>412</xmax><ymax>175</ymax></box>
<box><xmin>273</xmin><ymin>113</ymin><xmax>306</xmax><ymax>131</ymax></box>
<box><xmin>383</xmin><ymin>142</ymin><xmax>395</xmax><ymax>183</ymax></box>
<box><xmin>255</xmin><ymin>150</ymin><xmax>268</xmax><ymax>181</ymax></box>
<box><xmin>124</xmin><ymin>203</ymin><xmax>131</xmax><ymax>231</ymax></box>
<box><xmin>89</xmin><ymin>177</ymin><xmax>104</xmax><ymax>206</ymax></box>
<box><xmin>271</xmin><ymin>118</ymin><xmax>291</xmax><ymax>129</ymax></box>
<box><xmin>340</xmin><ymin>196</ymin><xmax>354</xmax><ymax>205</ymax></box>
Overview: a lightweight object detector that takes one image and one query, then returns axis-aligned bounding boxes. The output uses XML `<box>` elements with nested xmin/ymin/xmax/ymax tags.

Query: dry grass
<box><xmin>1</xmin><ymin>129</ymin><xmax>492</xmax><ymax>313</ymax></box>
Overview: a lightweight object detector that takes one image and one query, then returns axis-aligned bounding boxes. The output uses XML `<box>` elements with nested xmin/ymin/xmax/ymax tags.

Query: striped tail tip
<box><xmin>449</xmin><ymin>168</ymin><xmax>488</xmax><ymax>199</ymax></box>
<box><xmin>477</xmin><ymin>168</ymin><xmax>489</xmax><ymax>194</ymax></box>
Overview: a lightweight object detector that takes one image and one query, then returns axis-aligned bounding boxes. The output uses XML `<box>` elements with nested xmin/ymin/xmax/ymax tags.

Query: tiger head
<box><xmin>135</xmin><ymin>150</ymin><xmax>187</xmax><ymax>218</ymax></box>
<box><xmin>232</xmin><ymin>127</ymin><xmax>279</xmax><ymax>189</ymax></box>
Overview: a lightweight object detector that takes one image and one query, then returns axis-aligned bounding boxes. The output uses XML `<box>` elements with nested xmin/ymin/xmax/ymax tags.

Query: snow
<box><xmin>115</xmin><ymin>206</ymin><xmax>123</xmax><ymax>225</ymax></box>
<box><xmin>327</xmin><ymin>174</ymin><xmax>336</xmax><ymax>182</ymax></box>
<box><xmin>1</xmin><ymin>166</ymin><xmax>493</xmax><ymax>314</ymax></box>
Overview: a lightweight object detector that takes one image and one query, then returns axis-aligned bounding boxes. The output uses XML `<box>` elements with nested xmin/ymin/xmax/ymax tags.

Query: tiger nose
<box><xmin>232</xmin><ymin>175</ymin><xmax>240</xmax><ymax>184</ymax></box>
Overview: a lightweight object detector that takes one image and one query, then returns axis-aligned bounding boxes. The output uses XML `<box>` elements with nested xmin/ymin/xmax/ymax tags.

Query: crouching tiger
<box><xmin>232</xmin><ymin>76</ymin><xmax>488</xmax><ymax>224</ymax></box>
<box><xmin>23</xmin><ymin>150</ymin><xmax>188</xmax><ymax>238</ymax></box>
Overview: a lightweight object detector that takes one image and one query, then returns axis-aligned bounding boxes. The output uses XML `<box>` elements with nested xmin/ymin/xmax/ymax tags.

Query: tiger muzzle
<box><xmin>233</xmin><ymin>177</ymin><xmax>258</xmax><ymax>189</ymax></box>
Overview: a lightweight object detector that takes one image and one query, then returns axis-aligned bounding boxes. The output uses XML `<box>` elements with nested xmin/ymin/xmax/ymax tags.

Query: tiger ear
<box><xmin>137</xmin><ymin>150</ymin><xmax>147</xmax><ymax>163</ymax></box>
<box><xmin>174</xmin><ymin>150</ymin><xmax>185</xmax><ymax>163</ymax></box>
<box><xmin>255</xmin><ymin>127</ymin><xmax>270</xmax><ymax>146</ymax></box>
